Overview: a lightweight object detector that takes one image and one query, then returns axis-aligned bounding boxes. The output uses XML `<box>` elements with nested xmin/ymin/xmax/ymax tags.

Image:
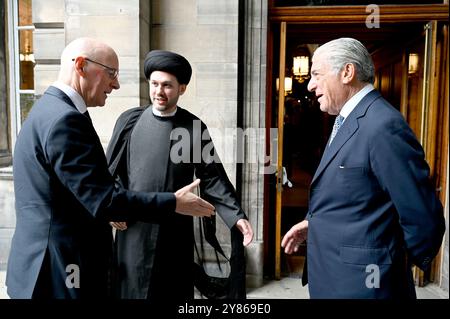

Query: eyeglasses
<box><xmin>72</xmin><ymin>57</ymin><xmax>118</xmax><ymax>80</ymax></box>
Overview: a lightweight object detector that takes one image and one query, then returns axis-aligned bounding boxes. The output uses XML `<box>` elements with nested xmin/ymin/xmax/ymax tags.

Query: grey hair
<box><xmin>314</xmin><ymin>37</ymin><xmax>375</xmax><ymax>84</ymax></box>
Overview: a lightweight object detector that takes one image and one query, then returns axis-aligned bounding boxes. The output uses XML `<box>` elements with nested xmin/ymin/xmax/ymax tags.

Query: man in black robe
<box><xmin>106</xmin><ymin>50</ymin><xmax>253</xmax><ymax>300</ymax></box>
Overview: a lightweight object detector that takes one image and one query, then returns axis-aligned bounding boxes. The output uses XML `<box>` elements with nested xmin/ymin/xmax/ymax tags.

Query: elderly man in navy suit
<box><xmin>6</xmin><ymin>37</ymin><xmax>215</xmax><ymax>299</ymax></box>
<box><xmin>282</xmin><ymin>37</ymin><xmax>445</xmax><ymax>299</ymax></box>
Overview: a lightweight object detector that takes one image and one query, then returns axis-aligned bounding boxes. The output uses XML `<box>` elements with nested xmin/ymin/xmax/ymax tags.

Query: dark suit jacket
<box><xmin>6</xmin><ymin>87</ymin><xmax>176</xmax><ymax>299</ymax></box>
<box><xmin>306</xmin><ymin>90</ymin><xmax>445</xmax><ymax>299</ymax></box>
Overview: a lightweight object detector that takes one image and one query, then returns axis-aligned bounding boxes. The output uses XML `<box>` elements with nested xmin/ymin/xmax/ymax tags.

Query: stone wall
<box><xmin>240</xmin><ymin>0</ymin><xmax>268</xmax><ymax>288</ymax></box>
<box><xmin>33</xmin><ymin>0</ymin><xmax>144</xmax><ymax>148</ymax></box>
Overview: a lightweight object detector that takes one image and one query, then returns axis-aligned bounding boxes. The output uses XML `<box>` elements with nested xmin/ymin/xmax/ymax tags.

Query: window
<box><xmin>0</xmin><ymin>1</ymin><xmax>10</xmax><ymax>166</ymax></box>
<box><xmin>17</xmin><ymin>0</ymin><xmax>35</xmax><ymax>125</ymax></box>
<box><xmin>1</xmin><ymin>0</ymin><xmax>35</xmax><ymax>167</ymax></box>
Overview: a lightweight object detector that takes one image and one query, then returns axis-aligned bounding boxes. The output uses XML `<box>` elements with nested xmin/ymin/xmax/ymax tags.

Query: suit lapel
<box><xmin>45</xmin><ymin>86</ymin><xmax>77</xmax><ymax>110</ymax></box>
<box><xmin>311</xmin><ymin>90</ymin><xmax>382</xmax><ymax>185</ymax></box>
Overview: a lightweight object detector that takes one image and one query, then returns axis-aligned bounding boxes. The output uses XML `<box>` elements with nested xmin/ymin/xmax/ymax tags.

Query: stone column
<box><xmin>240</xmin><ymin>0</ymin><xmax>268</xmax><ymax>288</ymax></box>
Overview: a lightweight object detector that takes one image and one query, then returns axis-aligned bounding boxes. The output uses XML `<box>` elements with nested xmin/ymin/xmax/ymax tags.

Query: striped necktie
<box><xmin>329</xmin><ymin>114</ymin><xmax>344</xmax><ymax>145</ymax></box>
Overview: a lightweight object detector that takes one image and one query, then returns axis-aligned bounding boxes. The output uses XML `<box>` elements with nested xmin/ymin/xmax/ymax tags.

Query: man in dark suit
<box><xmin>282</xmin><ymin>37</ymin><xmax>445</xmax><ymax>299</ymax></box>
<box><xmin>6</xmin><ymin>38</ymin><xmax>215</xmax><ymax>299</ymax></box>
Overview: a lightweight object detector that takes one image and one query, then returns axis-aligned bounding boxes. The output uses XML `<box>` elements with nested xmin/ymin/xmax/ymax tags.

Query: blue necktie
<box><xmin>329</xmin><ymin>115</ymin><xmax>344</xmax><ymax>145</ymax></box>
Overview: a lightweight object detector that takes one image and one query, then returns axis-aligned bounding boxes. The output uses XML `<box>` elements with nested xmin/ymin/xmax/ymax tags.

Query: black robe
<box><xmin>106</xmin><ymin>105</ymin><xmax>247</xmax><ymax>300</ymax></box>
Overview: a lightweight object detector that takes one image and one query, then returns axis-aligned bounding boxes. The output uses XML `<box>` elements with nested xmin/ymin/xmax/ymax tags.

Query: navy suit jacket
<box><xmin>7</xmin><ymin>86</ymin><xmax>176</xmax><ymax>298</ymax></box>
<box><xmin>306</xmin><ymin>90</ymin><xmax>445</xmax><ymax>299</ymax></box>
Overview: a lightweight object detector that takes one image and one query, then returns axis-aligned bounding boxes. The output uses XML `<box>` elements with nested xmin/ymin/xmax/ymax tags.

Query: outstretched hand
<box><xmin>281</xmin><ymin>220</ymin><xmax>308</xmax><ymax>254</ymax></box>
<box><xmin>174</xmin><ymin>179</ymin><xmax>215</xmax><ymax>217</ymax></box>
<box><xmin>236</xmin><ymin>219</ymin><xmax>254</xmax><ymax>247</ymax></box>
